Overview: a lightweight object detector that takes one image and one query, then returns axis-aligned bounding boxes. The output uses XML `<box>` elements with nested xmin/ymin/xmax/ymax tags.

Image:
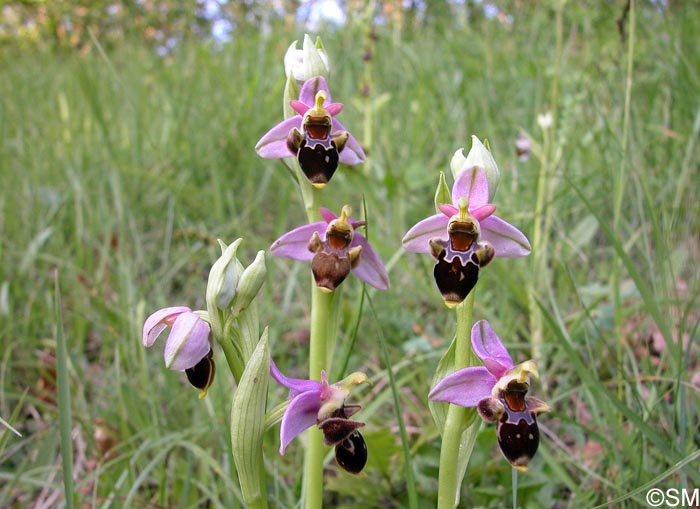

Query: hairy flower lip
<box><xmin>402</xmin><ymin>166</ymin><xmax>530</xmax><ymax>258</ymax></box>
<box><xmin>255</xmin><ymin>76</ymin><xmax>365</xmax><ymax>166</ymax></box>
<box><xmin>270</xmin><ymin>207</ymin><xmax>389</xmax><ymax>290</ymax></box>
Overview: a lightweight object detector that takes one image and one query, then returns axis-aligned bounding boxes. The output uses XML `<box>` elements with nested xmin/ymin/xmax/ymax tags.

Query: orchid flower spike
<box><xmin>255</xmin><ymin>76</ymin><xmax>365</xmax><ymax>187</ymax></box>
<box><xmin>271</xmin><ymin>360</ymin><xmax>369</xmax><ymax>474</ymax></box>
<box><xmin>429</xmin><ymin>320</ymin><xmax>550</xmax><ymax>471</ymax></box>
<box><xmin>270</xmin><ymin>206</ymin><xmax>389</xmax><ymax>292</ymax></box>
<box><xmin>142</xmin><ymin>306</ymin><xmax>215</xmax><ymax>397</ymax></box>
<box><xmin>402</xmin><ymin>165</ymin><xmax>530</xmax><ymax>306</ymax></box>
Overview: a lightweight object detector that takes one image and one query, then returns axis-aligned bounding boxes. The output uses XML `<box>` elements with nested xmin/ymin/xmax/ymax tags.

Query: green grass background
<box><xmin>1</xmin><ymin>1</ymin><xmax>699</xmax><ymax>508</ymax></box>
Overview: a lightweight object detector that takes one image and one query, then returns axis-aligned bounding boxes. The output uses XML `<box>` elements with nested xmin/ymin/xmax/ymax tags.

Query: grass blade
<box><xmin>55</xmin><ymin>273</ymin><xmax>76</xmax><ymax>509</ymax></box>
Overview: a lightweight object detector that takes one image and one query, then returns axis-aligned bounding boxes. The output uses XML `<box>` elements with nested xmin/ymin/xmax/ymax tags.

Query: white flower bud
<box><xmin>231</xmin><ymin>250</ymin><xmax>267</xmax><ymax>316</ymax></box>
<box><xmin>206</xmin><ymin>238</ymin><xmax>243</xmax><ymax>312</ymax></box>
<box><xmin>284</xmin><ymin>34</ymin><xmax>330</xmax><ymax>84</ymax></box>
<box><xmin>451</xmin><ymin>135</ymin><xmax>501</xmax><ymax>200</ymax></box>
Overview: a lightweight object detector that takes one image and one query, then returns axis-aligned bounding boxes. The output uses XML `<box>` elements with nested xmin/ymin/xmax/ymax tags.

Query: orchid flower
<box><xmin>402</xmin><ymin>166</ymin><xmax>530</xmax><ymax>306</ymax></box>
<box><xmin>270</xmin><ymin>205</ymin><xmax>389</xmax><ymax>292</ymax></box>
<box><xmin>270</xmin><ymin>360</ymin><xmax>369</xmax><ymax>473</ymax></box>
<box><xmin>429</xmin><ymin>320</ymin><xmax>550</xmax><ymax>471</ymax></box>
<box><xmin>255</xmin><ymin>76</ymin><xmax>365</xmax><ymax>187</ymax></box>
<box><xmin>142</xmin><ymin>306</ymin><xmax>215</xmax><ymax>396</ymax></box>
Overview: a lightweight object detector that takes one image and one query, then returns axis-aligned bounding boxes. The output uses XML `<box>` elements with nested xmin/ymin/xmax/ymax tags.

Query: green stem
<box><xmin>303</xmin><ymin>283</ymin><xmax>335</xmax><ymax>509</ymax></box>
<box><xmin>300</xmin><ymin>177</ymin><xmax>322</xmax><ymax>223</ymax></box>
<box><xmin>437</xmin><ymin>292</ymin><xmax>476</xmax><ymax>509</ymax></box>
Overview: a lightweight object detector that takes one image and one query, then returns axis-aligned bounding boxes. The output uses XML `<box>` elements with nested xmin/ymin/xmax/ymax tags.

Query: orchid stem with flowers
<box><xmin>403</xmin><ymin>137</ymin><xmax>537</xmax><ymax>507</ymax></box>
<box><xmin>255</xmin><ymin>34</ymin><xmax>392</xmax><ymax>509</ymax></box>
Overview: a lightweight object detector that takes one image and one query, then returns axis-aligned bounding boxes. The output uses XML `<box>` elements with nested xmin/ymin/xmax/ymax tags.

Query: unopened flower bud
<box><xmin>206</xmin><ymin>238</ymin><xmax>243</xmax><ymax>311</ymax></box>
<box><xmin>230</xmin><ymin>250</ymin><xmax>267</xmax><ymax>316</ymax></box>
<box><xmin>284</xmin><ymin>34</ymin><xmax>330</xmax><ymax>85</ymax></box>
<box><xmin>451</xmin><ymin>135</ymin><xmax>500</xmax><ymax>200</ymax></box>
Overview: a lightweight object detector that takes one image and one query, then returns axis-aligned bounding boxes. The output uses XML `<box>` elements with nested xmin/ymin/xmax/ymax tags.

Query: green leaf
<box><xmin>230</xmin><ymin>328</ymin><xmax>270</xmax><ymax>508</ymax></box>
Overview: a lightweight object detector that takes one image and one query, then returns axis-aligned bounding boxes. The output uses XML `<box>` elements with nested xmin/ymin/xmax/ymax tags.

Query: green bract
<box><xmin>231</xmin><ymin>328</ymin><xmax>270</xmax><ymax>506</ymax></box>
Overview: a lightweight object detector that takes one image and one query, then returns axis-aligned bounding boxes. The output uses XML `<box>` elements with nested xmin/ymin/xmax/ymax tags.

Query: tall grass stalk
<box><xmin>529</xmin><ymin>0</ymin><xmax>565</xmax><ymax>362</ymax></box>
<box><xmin>612</xmin><ymin>0</ymin><xmax>636</xmax><ymax>405</ymax></box>
<box><xmin>55</xmin><ymin>275</ymin><xmax>76</xmax><ymax>509</ymax></box>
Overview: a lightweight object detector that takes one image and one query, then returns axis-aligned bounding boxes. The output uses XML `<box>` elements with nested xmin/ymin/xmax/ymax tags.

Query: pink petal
<box><xmin>438</xmin><ymin>203</ymin><xmax>458</xmax><ymax>218</ymax></box>
<box><xmin>401</xmin><ymin>213</ymin><xmax>449</xmax><ymax>253</ymax></box>
<box><xmin>428</xmin><ymin>366</ymin><xmax>497</xmax><ymax>407</ymax></box>
<box><xmin>163</xmin><ymin>312</ymin><xmax>211</xmax><ymax>371</ymax></box>
<box><xmin>471</xmin><ymin>320</ymin><xmax>514</xmax><ymax>378</ymax></box>
<box><xmin>326</xmin><ymin>103</ymin><xmax>343</xmax><ymax>116</ymax></box>
<box><xmin>280</xmin><ymin>389</ymin><xmax>323</xmax><ymax>454</ymax></box>
<box><xmin>480</xmin><ymin>215</ymin><xmax>531</xmax><ymax>258</ymax></box>
<box><xmin>332</xmin><ymin>118</ymin><xmax>365</xmax><ymax>166</ymax></box>
<box><xmin>255</xmin><ymin>117</ymin><xmax>302</xmax><ymax>159</ymax></box>
<box><xmin>290</xmin><ymin>100</ymin><xmax>309</xmax><ymax>116</ymax></box>
<box><xmin>298</xmin><ymin>76</ymin><xmax>332</xmax><ymax>106</ymax></box>
<box><xmin>142</xmin><ymin>306</ymin><xmax>191</xmax><ymax>346</ymax></box>
<box><xmin>270</xmin><ymin>222</ymin><xmax>327</xmax><ymax>261</ymax></box>
<box><xmin>351</xmin><ymin>234</ymin><xmax>390</xmax><ymax>290</ymax></box>
<box><xmin>270</xmin><ymin>359</ymin><xmax>322</xmax><ymax>398</ymax></box>
<box><xmin>452</xmin><ymin>167</ymin><xmax>489</xmax><ymax>209</ymax></box>
<box><xmin>319</xmin><ymin>207</ymin><xmax>336</xmax><ymax>223</ymax></box>
<box><xmin>472</xmin><ymin>204</ymin><xmax>496</xmax><ymax>222</ymax></box>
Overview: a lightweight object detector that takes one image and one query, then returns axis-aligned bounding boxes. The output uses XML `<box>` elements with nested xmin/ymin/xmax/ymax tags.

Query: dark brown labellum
<box><xmin>334</xmin><ymin>430</ymin><xmax>368</xmax><ymax>474</ymax></box>
<box><xmin>496</xmin><ymin>380</ymin><xmax>539</xmax><ymax>470</ymax></box>
<box><xmin>297</xmin><ymin>139</ymin><xmax>340</xmax><ymax>186</ymax></box>
<box><xmin>311</xmin><ymin>251</ymin><xmax>352</xmax><ymax>292</ymax></box>
<box><xmin>318</xmin><ymin>416</ymin><xmax>365</xmax><ymax>446</ymax></box>
<box><xmin>433</xmin><ymin>246</ymin><xmax>480</xmax><ymax>306</ymax></box>
<box><xmin>185</xmin><ymin>349</ymin><xmax>215</xmax><ymax>392</ymax></box>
